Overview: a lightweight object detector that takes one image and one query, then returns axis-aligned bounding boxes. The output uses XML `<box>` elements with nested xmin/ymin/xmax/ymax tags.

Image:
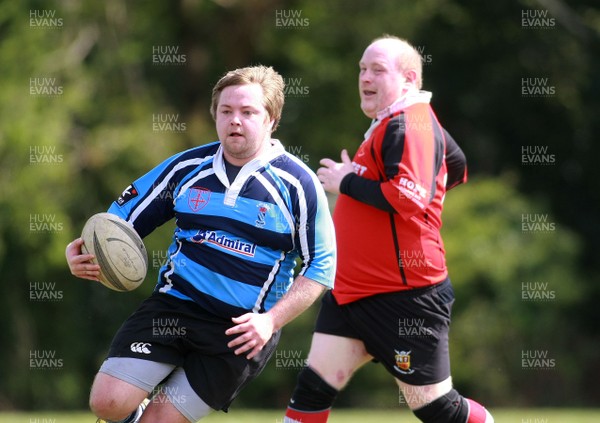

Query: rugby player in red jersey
<box><xmin>283</xmin><ymin>36</ymin><xmax>494</xmax><ymax>423</ymax></box>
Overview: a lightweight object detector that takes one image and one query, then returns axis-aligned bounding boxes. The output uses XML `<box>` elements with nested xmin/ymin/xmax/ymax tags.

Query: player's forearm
<box><xmin>444</xmin><ymin>129</ymin><xmax>467</xmax><ymax>190</ymax></box>
<box><xmin>340</xmin><ymin>173</ymin><xmax>396</xmax><ymax>212</ymax></box>
<box><xmin>266</xmin><ymin>275</ymin><xmax>326</xmax><ymax>331</ymax></box>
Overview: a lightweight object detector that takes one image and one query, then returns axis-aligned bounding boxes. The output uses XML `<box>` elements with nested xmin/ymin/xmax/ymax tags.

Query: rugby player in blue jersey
<box><xmin>66</xmin><ymin>65</ymin><xmax>336</xmax><ymax>423</ymax></box>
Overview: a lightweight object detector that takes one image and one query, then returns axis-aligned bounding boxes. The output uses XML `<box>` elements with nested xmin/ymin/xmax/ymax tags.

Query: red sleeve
<box><xmin>378</xmin><ymin>106</ymin><xmax>444</xmax><ymax>220</ymax></box>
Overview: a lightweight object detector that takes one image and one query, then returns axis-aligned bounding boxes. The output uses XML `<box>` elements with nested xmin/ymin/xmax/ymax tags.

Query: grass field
<box><xmin>3</xmin><ymin>409</ymin><xmax>600</xmax><ymax>422</ymax></box>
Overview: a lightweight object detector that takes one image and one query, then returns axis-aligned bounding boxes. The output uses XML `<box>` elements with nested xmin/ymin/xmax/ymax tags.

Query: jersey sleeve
<box><xmin>339</xmin><ymin>173</ymin><xmax>395</xmax><ymax>213</ymax></box>
<box><xmin>443</xmin><ymin>128</ymin><xmax>467</xmax><ymax>190</ymax></box>
<box><xmin>293</xmin><ymin>170</ymin><xmax>336</xmax><ymax>289</ymax></box>
<box><xmin>107</xmin><ymin>149</ymin><xmax>198</xmax><ymax>238</ymax></box>
<box><xmin>340</xmin><ymin>118</ymin><xmax>467</xmax><ymax>215</ymax></box>
<box><xmin>379</xmin><ymin>112</ymin><xmax>444</xmax><ymax>220</ymax></box>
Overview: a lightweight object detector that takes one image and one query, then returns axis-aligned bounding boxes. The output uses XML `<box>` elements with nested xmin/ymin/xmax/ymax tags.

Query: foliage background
<box><xmin>0</xmin><ymin>0</ymin><xmax>598</xmax><ymax>411</ymax></box>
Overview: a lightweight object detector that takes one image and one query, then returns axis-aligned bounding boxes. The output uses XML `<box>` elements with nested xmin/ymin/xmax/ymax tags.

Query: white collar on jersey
<box><xmin>363</xmin><ymin>88</ymin><xmax>433</xmax><ymax>140</ymax></box>
<box><xmin>213</xmin><ymin>139</ymin><xmax>285</xmax><ymax>207</ymax></box>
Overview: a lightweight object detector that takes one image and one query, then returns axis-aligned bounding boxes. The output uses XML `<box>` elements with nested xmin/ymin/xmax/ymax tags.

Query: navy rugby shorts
<box><xmin>103</xmin><ymin>292</ymin><xmax>280</xmax><ymax>411</ymax></box>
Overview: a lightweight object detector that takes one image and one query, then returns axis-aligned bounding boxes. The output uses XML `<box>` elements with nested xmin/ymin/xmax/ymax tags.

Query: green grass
<box><xmin>3</xmin><ymin>409</ymin><xmax>600</xmax><ymax>422</ymax></box>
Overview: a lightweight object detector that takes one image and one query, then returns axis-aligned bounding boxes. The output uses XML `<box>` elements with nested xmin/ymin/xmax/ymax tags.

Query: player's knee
<box><xmin>89</xmin><ymin>392</ymin><xmax>132</xmax><ymax>421</ymax></box>
<box><xmin>89</xmin><ymin>381</ymin><xmax>138</xmax><ymax>421</ymax></box>
<box><xmin>412</xmin><ymin>389</ymin><xmax>465</xmax><ymax>423</ymax></box>
<box><xmin>288</xmin><ymin>366</ymin><xmax>339</xmax><ymax>411</ymax></box>
<box><xmin>412</xmin><ymin>389</ymin><xmax>493</xmax><ymax>423</ymax></box>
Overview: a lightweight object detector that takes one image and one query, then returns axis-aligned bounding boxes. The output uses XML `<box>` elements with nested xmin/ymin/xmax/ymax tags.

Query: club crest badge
<box><xmin>256</xmin><ymin>203</ymin><xmax>270</xmax><ymax>227</ymax></box>
<box><xmin>394</xmin><ymin>350</ymin><xmax>415</xmax><ymax>375</ymax></box>
<box><xmin>188</xmin><ymin>187</ymin><xmax>211</xmax><ymax>212</ymax></box>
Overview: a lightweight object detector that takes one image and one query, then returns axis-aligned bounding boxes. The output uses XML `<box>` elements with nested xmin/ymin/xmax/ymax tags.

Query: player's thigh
<box><xmin>396</xmin><ymin>376</ymin><xmax>453</xmax><ymax>410</ymax></box>
<box><xmin>140</xmin><ymin>395</ymin><xmax>191</xmax><ymax>423</ymax></box>
<box><xmin>307</xmin><ymin>332</ymin><xmax>373</xmax><ymax>390</ymax></box>
<box><xmin>142</xmin><ymin>367</ymin><xmax>213</xmax><ymax>423</ymax></box>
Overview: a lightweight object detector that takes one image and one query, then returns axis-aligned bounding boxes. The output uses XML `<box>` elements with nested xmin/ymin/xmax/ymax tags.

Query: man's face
<box><xmin>215</xmin><ymin>83</ymin><xmax>274</xmax><ymax>166</ymax></box>
<box><xmin>358</xmin><ymin>41</ymin><xmax>408</xmax><ymax>119</ymax></box>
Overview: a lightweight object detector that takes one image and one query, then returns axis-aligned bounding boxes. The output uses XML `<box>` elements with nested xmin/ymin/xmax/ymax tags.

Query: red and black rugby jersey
<box><xmin>332</xmin><ymin>102</ymin><xmax>467</xmax><ymax>305</ymax></box>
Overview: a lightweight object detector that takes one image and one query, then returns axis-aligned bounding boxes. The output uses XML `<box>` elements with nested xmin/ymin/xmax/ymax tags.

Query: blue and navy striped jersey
<box><xmin>108</xmin><ymin>140</ymin><xmax>336</xmax><ymax>318</ymax></box>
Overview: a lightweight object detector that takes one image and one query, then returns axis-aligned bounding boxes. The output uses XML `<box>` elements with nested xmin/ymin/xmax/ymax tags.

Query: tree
<box><xmin>1</xmin><ymin>0</ymin><xmax>598</xmax><ymax>410</ymax></box>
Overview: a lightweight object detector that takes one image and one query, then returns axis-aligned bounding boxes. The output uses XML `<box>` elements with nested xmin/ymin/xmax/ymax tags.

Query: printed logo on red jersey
<box><xmin>352</xmin><ymin>161</ymin><xmax>368</xmax><ymax>176</ymax></box>
<box><xmin>398</xmin><ymin>177</ymin><xmax>428</xmax><ymax>206</ymax></box>
<box><xmin>352</xmin><ymin>144</ymin><xmax>369</xmax><ymax>176</ymax></box>
<box><xmin>117</xmin><ymin>184</ymin><xmax>138</xmax><ymax>206</ymax></box>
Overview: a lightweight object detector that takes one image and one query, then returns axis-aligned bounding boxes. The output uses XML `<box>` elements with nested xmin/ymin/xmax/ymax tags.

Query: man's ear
<box><xmin>404</xmin><ymin>69</ymin><xmax>418</xmax><ymax>85</ymax></box>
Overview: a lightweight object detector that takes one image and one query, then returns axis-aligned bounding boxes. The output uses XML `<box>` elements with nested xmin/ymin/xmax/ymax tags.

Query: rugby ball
<box><xmin>81</xmin><ymin>212</ymin><xmax>148</xmax><ymax>292</ymax></box>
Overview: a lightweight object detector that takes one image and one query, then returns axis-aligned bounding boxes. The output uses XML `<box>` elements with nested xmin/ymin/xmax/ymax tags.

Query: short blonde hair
<box><xmin>210</xmin><ymin>65</ymin><xmax>285</xmax><ymax>132</ymax></box>
<box><xmin>371</xmin><ymin>35</ymin><xmax>423</xmax><ymax>89</ymax></box>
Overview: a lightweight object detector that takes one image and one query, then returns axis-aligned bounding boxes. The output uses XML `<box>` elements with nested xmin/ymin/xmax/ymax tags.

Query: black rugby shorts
<box><xmin>105</xmin><ymin>292</ymin><xmax>280</xmax><ymax>411</ymax></box>
<box><xmin>315</xmin><ymin>278</ymin><xmax>454</xmax><ymax>385</ymax></box>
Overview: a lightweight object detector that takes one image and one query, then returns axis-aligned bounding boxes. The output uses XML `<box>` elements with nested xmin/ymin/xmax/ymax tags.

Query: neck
<box><xmin>376</xmin><ymin>88</ymin><xmax>431</xmax><ymax>120</ymax></box>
